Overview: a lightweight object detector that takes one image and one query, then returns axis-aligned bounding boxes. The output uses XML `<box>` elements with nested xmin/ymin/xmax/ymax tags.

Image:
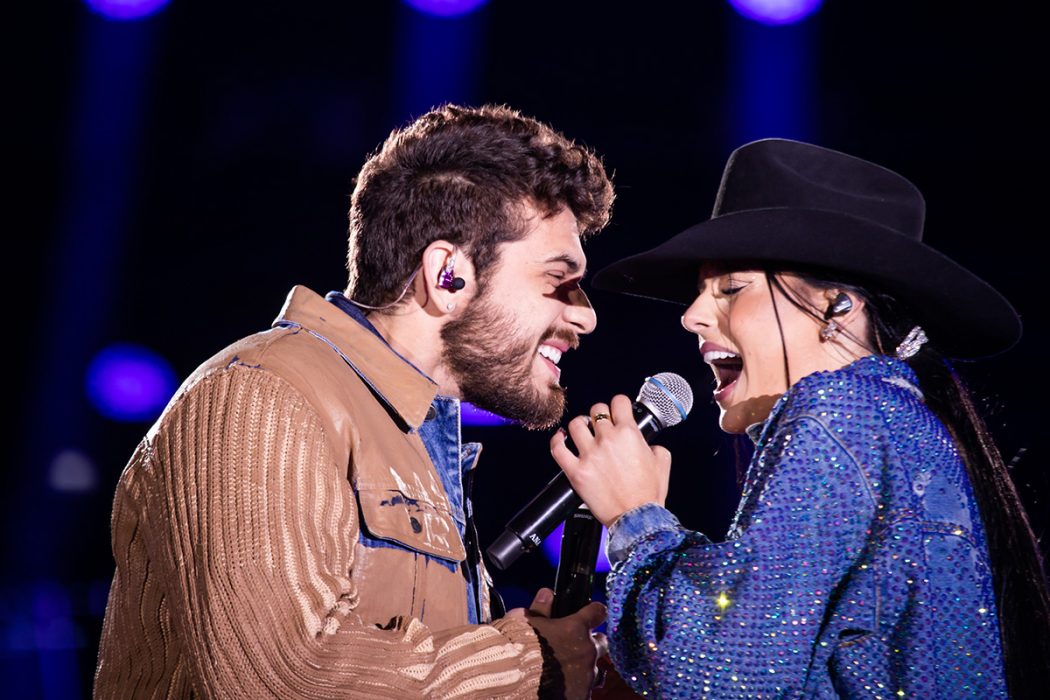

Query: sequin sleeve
<box><xmin>605</xmin><ymin>412</ymin><xmax>878</xmax><ymax>698</ymax></box>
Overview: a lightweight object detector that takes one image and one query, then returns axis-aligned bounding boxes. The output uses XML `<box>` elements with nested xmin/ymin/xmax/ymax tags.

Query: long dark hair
<box><xmin>765</xmin><ymin>268</ymin><xmax>1050</xmax><ymax>698</ymax></box>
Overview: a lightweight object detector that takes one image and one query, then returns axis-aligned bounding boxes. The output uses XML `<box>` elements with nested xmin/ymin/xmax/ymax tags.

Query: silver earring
<box><xmin>446</xmin><ymin>302</ymin><xmax>456</xmax><ymax>312</ymax></box>
<box><xmin>820</xmin><ymin>320</ymin><xmax>841</xmax><ymax>341</ymax></box>
<box><xmin>895</xmin><ymin>326</ymin><xmax>928</xmax><ymax>359</ymax></box>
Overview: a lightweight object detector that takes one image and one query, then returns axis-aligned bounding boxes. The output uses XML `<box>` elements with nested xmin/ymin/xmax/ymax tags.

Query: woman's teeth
<box><xmin>703</xmin><ymin>349</ymin><xmax>739</xmax><ymax>364</ymax></box>
<box><xmin>704</xmin><ymin>350</ymin><xmax>743</xmax><ymax>391</ymax></box>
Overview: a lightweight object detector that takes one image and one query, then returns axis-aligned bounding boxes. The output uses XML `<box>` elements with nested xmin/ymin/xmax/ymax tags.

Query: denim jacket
<box><xmin>605</xmin><ymin>355</ymin><xmax>1007</xmax><ymax>698</ymax></box>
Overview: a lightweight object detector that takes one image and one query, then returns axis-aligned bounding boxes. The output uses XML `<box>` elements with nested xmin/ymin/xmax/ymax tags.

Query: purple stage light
<box><xmin>403</xmin><ymin>0</ymin><xmax>489</xmax><ymax>18</ymax></box>
<box><xmin>461</xmin><ymin>401</ymin><xmax>514</xmax><ymax>427</ymax></box>
<box><xmin>84</xmin><ymin>0</ymin><xmax>170</xmax><ymax>22</ymax></box>
<box><xmin>728</xmin><ymin>0</ymin><xmax>822</xmax><ymax>26</ymax></box>
<box><xmin>86</xmin><ymin>344</ymin><xmax>177</xmax><ymax>422</ymax></box>
<box><xmin>49</xmin><ymin>449</ymin><xmax>98</xmax><ymax>493</ymax></box>
<box><xmin>542</xmin><ymin>521</ymin><xmax>611</xmax><ymax>573</ymax></box>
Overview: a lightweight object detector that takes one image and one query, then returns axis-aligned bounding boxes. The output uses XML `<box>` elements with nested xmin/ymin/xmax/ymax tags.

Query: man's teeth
<box><xmin>703</xmin><ymin>350</ymin><xmax>740</xmax><ymax>364</ymax></box>
<box><xmin>538</xmin><ymin>345</ymin><xmax>563</xmax><ymax>364</ymax></box>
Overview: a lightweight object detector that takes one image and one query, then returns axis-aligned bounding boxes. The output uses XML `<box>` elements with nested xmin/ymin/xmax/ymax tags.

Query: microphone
<box><xmin>551</xmin><ymin>505</ymin><xmax>604</xmax><ymax>617</ymax></box>
<box><xmin>486</xmin><ymin>372</ymin><xmax>693</xmax><ymax>570</ymax></box>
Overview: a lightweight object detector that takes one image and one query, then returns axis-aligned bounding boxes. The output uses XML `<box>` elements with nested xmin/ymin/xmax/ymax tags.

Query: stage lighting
<box><xmin>86</xmin><ymin>343</ymin><xmax>178</xmax><ymax>422</ymax></box>
<box><xmin>49</xmin><ymin>450</ymin><xmax>98</xmax><ymax>493</ymax></box>
<box><xmin>461</xmin><ymin>401</ymin><xmax>514</xmax><ymax>427</ymax></box>
<box><xmin>403</xmin><ymin>0</ymin><xmax>489</xmax><ymax>19</ymax></box>
<box><xmin>728</xmin><ymin>0</ymin><xmax>822</xmax><ymax>26</ymax></box>
<box><xmin>84</xmin><ymin>0</ymin><xmax>170</xmax><ymax>21</ymax></box>
<box><xmin>543</xmin><ymin>520</ymin><xmax>611</xmax><ymax>573</ymax></box>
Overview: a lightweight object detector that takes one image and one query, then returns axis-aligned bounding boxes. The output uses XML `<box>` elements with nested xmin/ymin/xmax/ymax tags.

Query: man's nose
<box><xmin>563</xmin><ymin>286</ymin><xmax>597</xmax><ymax>335</ymax></box>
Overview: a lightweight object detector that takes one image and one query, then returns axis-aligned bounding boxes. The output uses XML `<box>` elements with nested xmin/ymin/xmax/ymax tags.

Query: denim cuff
<box><xmin>606</xmin><ymin>503</ymin><xmax>682</xmax><ymax>568</ymax></box>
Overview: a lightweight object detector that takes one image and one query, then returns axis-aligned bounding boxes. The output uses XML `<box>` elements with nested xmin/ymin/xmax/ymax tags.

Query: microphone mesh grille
<box><xmin>637</xmin><ymin>372</ymin><xmax>693</xmax><ymax>428</ymax></box>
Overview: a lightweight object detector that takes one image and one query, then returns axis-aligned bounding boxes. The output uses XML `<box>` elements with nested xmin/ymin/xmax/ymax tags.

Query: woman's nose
<box><xmin>681</xmin><ymin>292</ymin><xmax>713</xmax><ymax>334</ymax></box>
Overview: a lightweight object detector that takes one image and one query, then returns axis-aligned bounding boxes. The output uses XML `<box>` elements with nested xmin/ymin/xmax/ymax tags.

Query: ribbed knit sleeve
<box><xmin>95</xmin><ymin>364</ymin><xmax>543</xmax><ymax>699</ymax></box>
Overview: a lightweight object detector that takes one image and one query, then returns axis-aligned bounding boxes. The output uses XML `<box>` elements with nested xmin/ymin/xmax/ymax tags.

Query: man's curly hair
<box><xmin>346</xmin><ymin>104</ymin><xmax>614</xmax><ymax>306</ymax></box>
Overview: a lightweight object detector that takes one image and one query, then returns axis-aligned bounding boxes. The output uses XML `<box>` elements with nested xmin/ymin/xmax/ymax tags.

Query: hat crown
<box><xmin>713</xmin><ymin>139</ymin><xmax>926</xmax><ymax>240</ymax></box>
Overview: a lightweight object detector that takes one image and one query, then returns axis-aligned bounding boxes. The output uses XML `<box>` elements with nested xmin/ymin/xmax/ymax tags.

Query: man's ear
<box><xmin>420</xmin><ymin>240</ymin><xmax>474</xmax><ymax>315</ymax></box>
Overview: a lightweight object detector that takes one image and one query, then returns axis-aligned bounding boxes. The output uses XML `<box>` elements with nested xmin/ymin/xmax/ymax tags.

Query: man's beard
<box><xmin>440</xmin><ymin>294</ymin><xmax>573</xmax><ymax>430</ymax></box>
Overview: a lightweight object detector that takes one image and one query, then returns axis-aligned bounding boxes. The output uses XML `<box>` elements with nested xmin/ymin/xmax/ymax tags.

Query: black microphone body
<box><xmin>487</xmin><ymin>402</ymin><xmax>665</xmax><ymax>570</ymax></box>
<box><xmin>552</xmin><ymin>506</ymin><xmax>604</xmax><ymax>617</ymax></box>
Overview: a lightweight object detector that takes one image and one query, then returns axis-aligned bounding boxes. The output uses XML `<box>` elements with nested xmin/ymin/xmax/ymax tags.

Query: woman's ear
<box><xmin>821</xmin><ymin>288</ymin><xmax>871</xmax><ymax>353</ymax></box>
<box><xmin>822</xmin><ymin>290</ymin><xmax>855</xmax><ymax>320</ymax></box>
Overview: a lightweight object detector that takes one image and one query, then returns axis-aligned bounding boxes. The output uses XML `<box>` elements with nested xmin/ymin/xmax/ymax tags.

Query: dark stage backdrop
<box><xmin>12</xmin><ymin>2</ymin><xmax>1047</xmax><ymax>697</ymax></box>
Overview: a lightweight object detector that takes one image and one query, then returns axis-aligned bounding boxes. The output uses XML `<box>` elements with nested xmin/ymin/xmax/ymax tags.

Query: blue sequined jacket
<box><xmin>605</xmin><ymin>356</ymin><xmax>1007</xmax><ymax>698</ymax></box>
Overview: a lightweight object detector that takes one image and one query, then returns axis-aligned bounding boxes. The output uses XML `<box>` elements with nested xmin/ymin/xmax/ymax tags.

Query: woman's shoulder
<box><xmin>774</xmin><ymin>355</ymin><xmax>928</xmax><ymax>432</ymax></box>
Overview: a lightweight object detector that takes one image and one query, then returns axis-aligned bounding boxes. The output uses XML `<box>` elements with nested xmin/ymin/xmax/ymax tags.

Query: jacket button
<box><xmin>410</xmin><ymin>516</ymin><xmax>423</xmax><ymax>533</ymax></box>
<box><xmin>425</xmin><ymin>406</ymin><xmax>437</xmax><ymax>421</ymax></box>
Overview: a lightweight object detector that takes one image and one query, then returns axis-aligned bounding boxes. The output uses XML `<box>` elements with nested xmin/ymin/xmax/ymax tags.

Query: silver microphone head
<box><xmin>637</xmin><ymin>372</ymin><xmax>693</xmax><ymax>428</ymax></box>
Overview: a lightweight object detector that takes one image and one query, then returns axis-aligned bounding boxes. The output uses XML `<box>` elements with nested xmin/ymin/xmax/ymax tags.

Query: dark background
<box><xmin>10</xmin><ymin>1</ymin><xmax>1046</xmax><ymax>697</ymax></box>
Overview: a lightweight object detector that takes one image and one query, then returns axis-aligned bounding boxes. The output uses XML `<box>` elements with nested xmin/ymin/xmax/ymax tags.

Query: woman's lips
<box><xmin>700</xmin><ymin>341</ymin><xmax>742</xmax><ymax>401</ymax></box>
<box><xmin>713</xmin><ymin>376</ymin><xmax>738</xmax><ymax>403</ymax></box>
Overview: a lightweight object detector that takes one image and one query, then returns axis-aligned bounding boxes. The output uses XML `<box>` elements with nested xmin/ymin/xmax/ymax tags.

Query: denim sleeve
<box><xmin>606</xmin><ymin>503</ymin><xmax>692</xmax><ymax>569</ymax></box>
<box><xmin>605</xmin><ymin>415</ymin><xmax>878</xmax><ymax>699</ymax></box>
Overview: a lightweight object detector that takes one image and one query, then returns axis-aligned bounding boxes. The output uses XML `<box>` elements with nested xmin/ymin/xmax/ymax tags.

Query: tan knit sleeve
<box><xmin>138</xmin><ymin>364</ymin><xmax>543</xmax><ymax>699</ymax></box>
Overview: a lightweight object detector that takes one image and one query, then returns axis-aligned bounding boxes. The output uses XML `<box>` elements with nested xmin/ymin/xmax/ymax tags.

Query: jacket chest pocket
<box><xmin>356</xmin><ymin>488</ymin><xmax>466</xmax><ymax>562</ymax></box>
<box><xmin>353</xmin><ymin>487</ymin><xmax>468</xmax><ymax>626</ymax></box>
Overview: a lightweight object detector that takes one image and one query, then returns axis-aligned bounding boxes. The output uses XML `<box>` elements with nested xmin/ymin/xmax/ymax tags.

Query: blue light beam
<box><xmin>403</xmin><ymin>0</ymin><xmax>489</xmax><ymax>19</ymax></box>
<box><xmin>728</xmin><ymin>0</ymin><xmax>822</xmax><ymax>26</ymax></box>
<box><xmin>84</xmin><ymin>0</ymin><xmax>170</xmax><ymax>22</ymax></box>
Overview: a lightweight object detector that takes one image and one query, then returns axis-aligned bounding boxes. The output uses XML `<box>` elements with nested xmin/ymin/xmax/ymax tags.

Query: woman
<box><xmin>553</xmin><ymin>139</ymin><xmax>1050</xmax><ymax>698</ymax></box>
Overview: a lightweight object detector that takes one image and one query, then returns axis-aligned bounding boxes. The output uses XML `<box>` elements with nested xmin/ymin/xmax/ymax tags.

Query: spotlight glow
<box><xmin>49</xmin><ymin>450</ymin><xmax>98</xmax><ymax>493</ymax></box>
<box><xmin>84</xmin><ymin>0</ymin><xmax>170</xmax><ymax>21</ymax></box>
<box><xmin>461</xmin><ymin>401</ymin><xmax>514</xmax><ymax>427</ymax></box>
<box><xmin>86</xmin><ymin>344</ymin><xmax>178</xmax><ymax>421</ymax></box>
<box><xmin>542</xmin><ymin>521</ymin><xmax>611</xmax><ymax>573</ymax></box>
<box><xmin>728</xmin><ymin>0</ymin><xmax>822</xmax><ymax>25</ymax></box>
<box><xmin>403</xmin><ymin>0</ymin><xmax>489</xmax><ymax>18</ymax></box>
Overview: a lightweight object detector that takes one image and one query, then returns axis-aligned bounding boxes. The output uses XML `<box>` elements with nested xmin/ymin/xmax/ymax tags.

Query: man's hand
<box><xmin>506</xmin><ymin>588</ymin><xmax>606</xmax><ymax>699</ymax></box>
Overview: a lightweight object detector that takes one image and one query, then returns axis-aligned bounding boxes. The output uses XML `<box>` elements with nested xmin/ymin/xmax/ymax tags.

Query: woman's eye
<box><xmin>721</xmin><ymin>285</ymin><xmax>744</xmax><ymax>296</ymax></box>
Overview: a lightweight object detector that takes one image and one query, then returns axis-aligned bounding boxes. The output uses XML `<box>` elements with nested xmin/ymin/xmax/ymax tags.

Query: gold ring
<box><xmin>591</xmin><ymin>412</ymin><xmax>611</xmax><ymax>423</ymax></box>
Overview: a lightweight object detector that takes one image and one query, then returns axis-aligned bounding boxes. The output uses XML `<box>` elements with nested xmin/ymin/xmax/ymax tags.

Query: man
<box><xmin>94</xmin><ymin>104</ymin><xmax>614</xmax><ymax>698</ymax></box>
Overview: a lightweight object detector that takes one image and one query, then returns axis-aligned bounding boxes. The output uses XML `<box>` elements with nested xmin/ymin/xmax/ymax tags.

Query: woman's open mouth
<box><xmin>703</xmin><ymin>348</ymin><xmax>743</xmax><ymax>402</ymax></box>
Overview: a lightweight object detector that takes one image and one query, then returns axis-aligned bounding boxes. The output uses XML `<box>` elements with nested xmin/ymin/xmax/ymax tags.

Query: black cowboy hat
<box><xmin>593</xmin><ymin>138</ymin><xmax>1021</xmax><ymax>358</ymax></box>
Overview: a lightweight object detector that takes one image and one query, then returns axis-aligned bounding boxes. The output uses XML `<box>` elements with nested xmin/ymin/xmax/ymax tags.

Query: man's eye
<box><xmin>548</xmin><ymin>274</ymin><xmax>581</xmax><ymax>294</ymax></box>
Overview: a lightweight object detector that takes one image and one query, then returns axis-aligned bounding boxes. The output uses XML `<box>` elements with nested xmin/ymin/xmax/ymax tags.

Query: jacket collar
<box><xmin>273</xmin><ymin>285</ymin><xmax>438</xmax><ymax>430</ymax></box>
<box><xmin>748</xmin><ymin>354</ymin><xmax>921</xmax><ymax>446</ymax></box>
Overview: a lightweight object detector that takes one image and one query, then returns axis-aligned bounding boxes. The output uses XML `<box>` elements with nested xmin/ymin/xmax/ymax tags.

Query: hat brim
<box><xmin>593</xmin><ymin>208</ymin><xmax>1021</xmax><ymax>359</ymax></box>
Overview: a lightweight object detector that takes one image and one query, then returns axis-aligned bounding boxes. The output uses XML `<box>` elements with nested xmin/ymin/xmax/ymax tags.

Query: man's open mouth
<box><xmin>538</xmin><ymin>342</ymin><xmax>565</xmax><ymax>380</ymax></box>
